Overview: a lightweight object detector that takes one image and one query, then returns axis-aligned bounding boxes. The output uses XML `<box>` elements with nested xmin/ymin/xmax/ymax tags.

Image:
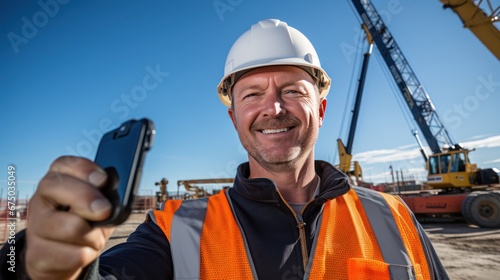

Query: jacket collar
<box><xmin>232</xmin><ymin>160</ymin><xmax>351</xmax><ymax>203</ymax></box>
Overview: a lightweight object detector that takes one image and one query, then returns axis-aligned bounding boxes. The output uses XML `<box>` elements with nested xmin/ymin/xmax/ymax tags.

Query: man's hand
<box><xmin>26</xmin><ymin>156</ymin><xmax>115</xmax><ymax>280</ymax></box>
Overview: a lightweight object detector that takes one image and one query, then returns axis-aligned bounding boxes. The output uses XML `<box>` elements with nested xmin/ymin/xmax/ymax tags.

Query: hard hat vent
<box><xmin>257</xmin><ymin>18</ymin><xmax>281</xmax><ymax>28</ymax></box>
<box><xmin>304</xmin><ymin>53</ymin><xmax>314</xmax><ymax>63</ymax></box>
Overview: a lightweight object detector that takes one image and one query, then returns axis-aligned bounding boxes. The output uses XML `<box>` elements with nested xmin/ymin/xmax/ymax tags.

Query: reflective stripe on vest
<box><xmin>156</xmin><ymin>188</ymin><xmax>430</xmax><ymax>279</ymax></box>
<box><xmin>170</xmin><ymin>198</ymin><xmax>208</xmax><ymax>280</ymax></box>
<box><xmin>354</xmin><ymin>187</ymin><xmax>415</xmax><ymax>279</ymax></box>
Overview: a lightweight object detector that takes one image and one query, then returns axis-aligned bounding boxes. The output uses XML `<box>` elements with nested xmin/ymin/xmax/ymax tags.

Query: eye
<box><xmin>242</xmin><ymin>92</ymin><xmax>258</xmax><ymax>100</ymax></box>
<box><xmin>283</xmin><ymin>89</ymin><xmax>302</xmax><ymax>95</ymax></box>
<box><xmin>240</xmin><ymin>89</ymin><xmax>267</xmax><ymax>101</ymax></box>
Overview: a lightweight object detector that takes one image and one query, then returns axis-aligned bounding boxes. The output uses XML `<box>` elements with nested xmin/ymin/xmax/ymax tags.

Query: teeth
<box><xmin>261</xmin><ymin>128</ymin><xmax>289</xmax><ymax>134</ymax></box>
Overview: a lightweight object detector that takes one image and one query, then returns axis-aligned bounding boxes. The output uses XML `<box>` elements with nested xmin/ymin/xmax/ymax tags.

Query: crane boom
<box><xmin>440</xmin><ymin>0</ymin><xmax>500</xmax><ymax>60</ymax></box>
<box><xmin>350</xmin><ymin>0</ymin><xmax>455</xmax><ymax>154</ymax></box>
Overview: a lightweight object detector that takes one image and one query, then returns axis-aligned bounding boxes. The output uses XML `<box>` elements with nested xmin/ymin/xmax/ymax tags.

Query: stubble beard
<box><xmin>243</xmin><ymin>133</ymin><xmax>315</xmax><ymax>173</ymax></box>
<box><xmin>244</xmin><ymin>115</ymin><xmax>304</xmax><ymax>172</ymax></box>
<box><xmin>248</xmin><ymin>144</ymin><xmax>302</xmax><ymax>173</ymax></box>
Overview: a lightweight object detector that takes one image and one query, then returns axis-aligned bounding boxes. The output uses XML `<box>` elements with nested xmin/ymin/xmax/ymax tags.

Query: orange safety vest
<box><xmin>152</xmin><ymin>187</ymin><xmax>432</xmax><ymax>280</ymax></box>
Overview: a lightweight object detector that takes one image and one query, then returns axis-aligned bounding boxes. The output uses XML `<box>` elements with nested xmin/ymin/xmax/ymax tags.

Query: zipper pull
<box><xmin>296</xmin><ymin>214</ymin><xmax>306</xmax><ymax>229</ymax></box>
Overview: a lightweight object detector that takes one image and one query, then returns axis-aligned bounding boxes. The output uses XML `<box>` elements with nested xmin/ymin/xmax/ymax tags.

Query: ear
<box><xmin>228</xmin><ymin>107</ymin><xmax>237</xmax><ymax>129</ymax></box>
<box><xmin>318</xmin><ymin>98</ymin><xmax>327</xmax><ymax>127</ymax></box>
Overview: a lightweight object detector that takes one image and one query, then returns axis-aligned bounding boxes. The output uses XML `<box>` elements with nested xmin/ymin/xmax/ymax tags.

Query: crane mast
<box><xmin>350</xmin><ymin>0</ymin><xmax>456</xmax><ymax>154</ymax></box>
<box><xmin>337</xmin><ymin>26</ymin><xmax>373</xmax><ymax>185</ymax></box>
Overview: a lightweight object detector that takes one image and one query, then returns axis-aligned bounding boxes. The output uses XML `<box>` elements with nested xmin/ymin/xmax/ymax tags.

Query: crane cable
<box><xmin>374</xmin><ymin>50</ymin><xmax>431</xmax><ymax>178</ymax></box>
<box><xmin>373</xmin><ymin>50</ymin><xmax>418</xmax><ymax>142</ymax></box>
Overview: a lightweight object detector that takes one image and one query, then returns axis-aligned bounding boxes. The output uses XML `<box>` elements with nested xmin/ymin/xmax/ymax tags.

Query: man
<box><xmin>1</xmin><ymin>19</ymin><xmax>449</xmax><ymax>279</ymax></box>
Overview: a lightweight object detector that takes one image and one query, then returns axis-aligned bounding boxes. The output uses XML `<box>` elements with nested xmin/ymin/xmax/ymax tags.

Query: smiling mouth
<box><xmin>260</xmin><ymin>127</ymin><xmax>293</xmax><ymax>134</ymax></box>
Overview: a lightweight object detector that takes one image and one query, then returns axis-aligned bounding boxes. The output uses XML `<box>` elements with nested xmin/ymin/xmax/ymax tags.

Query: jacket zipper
<box><xmin>296</xmin><ymin>212</ymin><xmax>309</xmax><ymax>270</ymax></box>
<box><xmin>276</xmin><ymin>190</ymin><xmax>313</xmax><ymax>271</ymax></box>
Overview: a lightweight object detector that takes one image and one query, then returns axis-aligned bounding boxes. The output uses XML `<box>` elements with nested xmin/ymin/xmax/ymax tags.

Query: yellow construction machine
<box><xmin>177</xmin><ymin>178</ymin><xmax>234</xmax><ymax>199</ymax></box>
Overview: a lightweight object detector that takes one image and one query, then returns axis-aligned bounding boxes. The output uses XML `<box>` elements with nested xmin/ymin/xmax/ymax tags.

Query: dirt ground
<box><xmin>421</xmin><ymin>223</ymin><xmax>500</xmax><ymax>280</ymax></box>
<box><xmin>105</xmin><ymin>213</ymin><xmax>500</xmax><ymax>279</ymax></box>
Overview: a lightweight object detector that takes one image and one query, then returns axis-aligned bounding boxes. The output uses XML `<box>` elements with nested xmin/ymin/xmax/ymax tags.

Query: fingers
<box><xmin>37</xmin><ymin>156</ymin><xmax>112</xmax><ymax>221</ymax></box>
<box><xmin>26</xmin><ymin>156</ymin><xmax>116</xmax><ymax>279</ymax></box>
<box><xmin>27</xmin><ymin>208</ymin><xmax>114</xmax><ymax>249</ymax></box>
<box><xmin>37</xmin><ymin>172</ymin><xmax>112</xmax><ymax>221</ymax></box>
<box><xmin>48</xmin><ymin>156</ymin><xmax>108</xmax><ymax>188</ymax></box>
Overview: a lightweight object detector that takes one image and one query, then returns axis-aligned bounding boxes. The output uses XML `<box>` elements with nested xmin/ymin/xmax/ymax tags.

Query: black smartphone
<box><xmin>92</xmin><ymin>118</ymin><xmax>155</xmax><ymax>226</ymax></box>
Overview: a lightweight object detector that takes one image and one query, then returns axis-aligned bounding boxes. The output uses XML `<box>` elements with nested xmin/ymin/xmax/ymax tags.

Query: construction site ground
<box><xmin>103</xmin><ymin>213</ymin><xmax>500</xmax><ymax>280</ymax></box>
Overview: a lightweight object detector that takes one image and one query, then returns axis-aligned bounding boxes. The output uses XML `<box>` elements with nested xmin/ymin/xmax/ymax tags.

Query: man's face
<box><xmin>228</xmin><ymin>65</ymin><xmax>327</xmax><ymax>171</ymax></box>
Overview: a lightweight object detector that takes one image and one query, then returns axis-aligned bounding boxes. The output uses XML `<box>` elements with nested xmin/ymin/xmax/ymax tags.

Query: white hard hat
<box><xmin>217</xmin><ymin>19</ymin><xmax>332</xmax><ymax>107</ymax></box>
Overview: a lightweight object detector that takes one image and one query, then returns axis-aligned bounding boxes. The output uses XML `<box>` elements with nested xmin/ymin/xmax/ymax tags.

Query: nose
<box><xmin>262</xmin><ymin>93</ymin><xmax>286</xmax><ymax>117</ymax></box>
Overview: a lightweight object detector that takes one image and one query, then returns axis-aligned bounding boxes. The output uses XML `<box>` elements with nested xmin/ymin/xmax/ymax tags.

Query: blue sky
<box><xmin>1</xmin><ymin>0</ymin><xmax>499</xmax><ymax>199</ymax></box>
